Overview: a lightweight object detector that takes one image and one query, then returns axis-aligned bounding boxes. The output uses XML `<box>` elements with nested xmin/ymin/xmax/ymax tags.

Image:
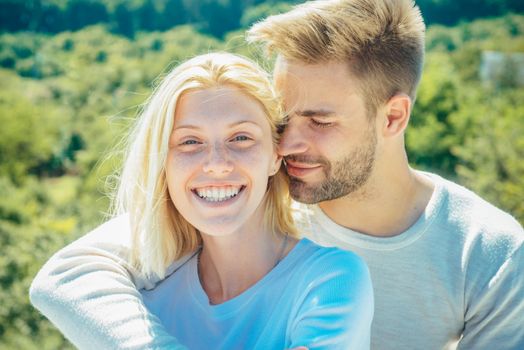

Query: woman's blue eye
<box><xmin>181</xmin><ymin>140</ymin><xmax>199</xmax><ymax>145</ymax></box>
<box><xmin>232</xmin><ymin>135</ymin><xmax>250</xmax><ymax>142</ymax></box>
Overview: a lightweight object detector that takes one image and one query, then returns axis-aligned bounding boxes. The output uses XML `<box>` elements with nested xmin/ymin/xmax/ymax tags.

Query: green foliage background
<box><xmin>0</xmin><ymin>1</ymin><xmax>523</xmax><ymax>348</ymax></box>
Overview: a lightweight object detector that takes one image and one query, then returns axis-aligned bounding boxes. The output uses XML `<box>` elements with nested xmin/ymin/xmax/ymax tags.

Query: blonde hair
<box><xmin>112</xmin><ymin>52</ymin><xmax>297</xmax><ymax>278</ymax></box>
<box><xmin>247</xmin><ymin>0</ymin><xmax>426</xmax><ymax>114</ymax></box>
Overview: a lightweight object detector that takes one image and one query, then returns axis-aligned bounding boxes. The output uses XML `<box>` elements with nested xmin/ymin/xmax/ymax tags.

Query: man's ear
<box><xmin>270</xmin><ymin>155</ymin><xmax>283</xmax><ymax>176</ymax></box>
<box><xmin>381</xmin><ymin>94</ymin><xmax>412</xmax><ymax>138</ymax></box>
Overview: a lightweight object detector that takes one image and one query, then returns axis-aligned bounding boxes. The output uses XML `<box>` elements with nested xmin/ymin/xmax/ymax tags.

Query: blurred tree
<box><xmin>113</xmin><ymin>2</ymin><xmax>135</xmax><ymax>38</ymax></box>
<box><xmin>65</xmin><ymin>0</ymin><xmax>108</xmax><ymax>31</ymax></box>
<box><xmin>160</xmin><ymin>0</ymin><xmax>187</xmax><ymax>30</ymax></box>
<box><xmin>2</xmin><ymin>0</ymin><xmax>523</xmax><ymax>35</ymax></box>
<box><xmin>0</xmin><ymin>0</ymin><xmax>33</xmax><ymax>31</ymax></box>
<box><xmin>407</xmin><ymin>52</ymin><xmax>461</xmax><ymax>176</ymax></box>
<box><xmin>0</xmin><ymin>175</ymin><xmax>77</xmax><ymax>349</ymax></box>
<box><xmin>240</xmin><ymin>2</ymin><xmax>292</xmax><ymax>28</ymax></box>
<box><xmin>39</xmin><ymin>2</ymin><xmax>66</xmax><ymax>32</ymax></box>
<box><xmin>0</xmin><ymin>83</ymin><xmax>62</xmax><ymax>183</ymax></box>
<box><xmin>137</xmin><ymin>0</ymin><xmax>159</xmax><ymax>31</ymax></box>
<box><xmin>452</xmin><ymin>88</ymin><xmax>524</xmax><ymax>223</ymax></box>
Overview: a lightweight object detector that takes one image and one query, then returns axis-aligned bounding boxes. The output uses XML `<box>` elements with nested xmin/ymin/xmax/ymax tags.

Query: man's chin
<box><xmin>289</xmin><ymin>176</ymin><xmax>357</xmax><ymax>204</ymax></box>
<box><xmin>289</xmin><ymin>179</ymin><xmax>323</xmax><ymax>204</ymax></box>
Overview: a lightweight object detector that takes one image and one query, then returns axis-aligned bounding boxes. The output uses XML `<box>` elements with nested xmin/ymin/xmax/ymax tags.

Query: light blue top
<box><xmin>141</xmin><ymin>238</ymin><xmax>373</xmax><ymax>350</ymax></box>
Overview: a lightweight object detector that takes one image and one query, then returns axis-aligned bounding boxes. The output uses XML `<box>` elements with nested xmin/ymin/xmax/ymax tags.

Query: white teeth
<box><xmin>194</xmin><ymin>186</ymin><xmax>242</xmax><ymax>202</ymax></box>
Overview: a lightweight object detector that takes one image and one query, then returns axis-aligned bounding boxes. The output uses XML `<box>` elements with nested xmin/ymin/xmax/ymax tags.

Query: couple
<box><xmin>30</xmin><ymin>0</ymin><xmax>524</xmax><ymax>349</ymax></box>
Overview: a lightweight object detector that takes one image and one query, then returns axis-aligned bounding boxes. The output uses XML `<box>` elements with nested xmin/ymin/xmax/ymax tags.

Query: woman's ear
<box><xmin>270</xmin><ymin>155</ymin><xmax>283</xmax><ymax>176</ymax></box>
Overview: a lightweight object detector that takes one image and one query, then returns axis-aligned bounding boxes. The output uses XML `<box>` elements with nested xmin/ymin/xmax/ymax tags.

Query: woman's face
<box><xmin>167</xmin><ymin>86</ymin><xmax>281</xmax><ymax>237</ymax></box>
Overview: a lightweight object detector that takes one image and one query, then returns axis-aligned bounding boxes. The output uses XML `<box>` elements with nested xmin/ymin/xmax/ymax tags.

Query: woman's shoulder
<box><xmin>287</xmin><ymin>239</ymin><xmax>374</xmax><ymax>330</ymax></box>
<box><xmin>293</xmin><ymin>238</ymin><xmax>371</xmax><ymax>286</ymax></box>
<box><xmin>298</xmin><ymin>238</ymin><xmax>368</xmax><ymax>269</ymax></box>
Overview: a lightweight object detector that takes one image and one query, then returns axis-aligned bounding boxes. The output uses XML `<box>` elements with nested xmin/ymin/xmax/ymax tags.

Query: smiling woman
<box><xmin>114</xmin><ymin>53</ymin><xmax>294</xmax><ymax>280</ymax></box>
<box><xmin>34</xmin><ymin>52</ymin><xmax>374</xmax><ymax>350</ymax></box>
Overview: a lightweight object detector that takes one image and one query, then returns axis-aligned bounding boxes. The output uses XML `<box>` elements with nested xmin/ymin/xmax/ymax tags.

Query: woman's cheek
<box><xmin>170</xmin><ymin>150</ymin><xmax>204</xmax><ymax>166</ymax></box>
<box><xmin>232</xmin><ymin>144</ymin><xmax>270</xmax><ymax>166</ymax></box>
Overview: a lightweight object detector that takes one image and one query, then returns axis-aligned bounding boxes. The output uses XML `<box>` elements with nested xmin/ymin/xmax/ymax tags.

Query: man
<box><xmin>30</xmin><ymin>0</ymin><xmax>524</xmax><ymax>349</ymax></box>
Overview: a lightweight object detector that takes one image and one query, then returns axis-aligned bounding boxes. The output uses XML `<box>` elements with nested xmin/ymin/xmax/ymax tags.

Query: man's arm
<box><xmin>458</xmin><ymin>245</ymin><xmax>524</xmax><ymax>349</ymax></box>
<box><xmin>29</xmin><ymin>214</ymin><xmax>189</xmax><ymax>349</ymax></box>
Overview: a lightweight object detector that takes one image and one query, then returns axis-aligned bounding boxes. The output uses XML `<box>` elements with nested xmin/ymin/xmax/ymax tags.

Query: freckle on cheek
<box><xmin>170</xmin><ymin>156</ymin><xmax>195</xmax><ymax>168</ymax></box>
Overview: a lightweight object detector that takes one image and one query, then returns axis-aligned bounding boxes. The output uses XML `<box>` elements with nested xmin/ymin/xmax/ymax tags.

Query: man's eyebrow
<box><xmin>295</xmin><ymin>109</ymin><xmax>335</xmax><ymax>117</ymax></box>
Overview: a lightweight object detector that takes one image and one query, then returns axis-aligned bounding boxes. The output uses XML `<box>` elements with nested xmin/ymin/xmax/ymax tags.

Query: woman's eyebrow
<box><xmin>173</xmin><ymin>124</ymin><xmax>201</xmax><ymax>131</ymax></box>
<box><xmin>228</xmin><ymin>120</ymin><xmax>263</xmax><ymax>129</ymax></box>
<box><xmin>174</xmin><ymin>120</ymin><xmax>263</xmax><ymax>131</ymax></box>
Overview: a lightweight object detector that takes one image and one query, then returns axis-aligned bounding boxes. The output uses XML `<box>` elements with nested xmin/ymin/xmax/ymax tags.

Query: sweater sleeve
<box><xmin>29</xmin><ymin>214</ymin><xmax>188</xmax><ymax>349</ymax></box>
<box><xmin>287</xmin><ymin>250</ymin><xmax>374</xmax><ymax>350</ymax></box>
<box><xmin>458</xmin><ymin>245</ymin><xmax>524</xmax><ymax>350</ymax></box>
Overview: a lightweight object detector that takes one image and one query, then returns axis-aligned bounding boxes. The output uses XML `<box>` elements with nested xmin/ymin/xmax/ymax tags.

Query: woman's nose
<box><xmin>202</xmin><ymin>143</ymin><xmax>234</xmax><ymax>175</ymax></box>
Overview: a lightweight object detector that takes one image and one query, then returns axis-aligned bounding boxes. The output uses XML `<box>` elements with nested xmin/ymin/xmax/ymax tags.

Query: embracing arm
<box><xmin>458</xmin><ymin>245</ymin><xmax>524</xmax><ymax>349</ymax></box>
<box><xmin>288</xmin><ymin>251</ymin><xmax>374</xmax><ymax>350</ymax></box>
<box><xmin>29</xmin><ymin>214</ymin><xmax>189</xmax><ymax>349</ymax></box>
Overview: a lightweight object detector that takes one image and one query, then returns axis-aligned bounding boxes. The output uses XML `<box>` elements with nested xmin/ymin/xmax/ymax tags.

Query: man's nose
<box><xmin>203</xmin><ymin>143</ymin><xmax>233</xmax><ymax>175</ymax></box>
<box><xmin>278</xmin><ymin>120</ymin><xmax>308</xmax><ymax>157</ymax></box>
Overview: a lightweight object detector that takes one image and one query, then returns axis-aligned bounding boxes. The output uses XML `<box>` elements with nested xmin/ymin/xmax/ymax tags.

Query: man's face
<box><xmin>274</xmin><ymin>57</ymin><xmax>377</xmax><ymax>204</ymax></box>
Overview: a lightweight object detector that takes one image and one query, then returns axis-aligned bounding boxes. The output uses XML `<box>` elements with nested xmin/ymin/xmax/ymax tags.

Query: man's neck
<box><xmin>318</xmin><ymin>167</ymin><xmax>434</xmax><ymax>237</ymax></box>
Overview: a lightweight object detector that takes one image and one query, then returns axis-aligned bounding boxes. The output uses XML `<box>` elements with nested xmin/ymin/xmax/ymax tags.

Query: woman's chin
<box><xmin>195</xmin><ymin>220</ymin><xmax>244</xmax><ymax>239</ymax></box>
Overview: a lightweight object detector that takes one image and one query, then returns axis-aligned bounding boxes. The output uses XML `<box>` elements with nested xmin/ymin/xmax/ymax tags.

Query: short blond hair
<box><xmin>112</xmin><ymin>52</ymin><xmax>297</xmax><ymax>278</ymax></box>
<box><xmin>247</xmin><ymin>0</ymin><xmax>426</xmax><ymax>113</ymax></box>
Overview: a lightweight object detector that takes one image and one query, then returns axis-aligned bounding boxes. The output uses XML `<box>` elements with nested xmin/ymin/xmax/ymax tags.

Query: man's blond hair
<box><xmin>247</xmin><ymin>0</ymin><xmax>426</xmax><ymax>113</ymax></box>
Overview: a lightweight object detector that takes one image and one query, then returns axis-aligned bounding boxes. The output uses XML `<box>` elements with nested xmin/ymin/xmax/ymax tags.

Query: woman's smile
<box><xmin>192</xmin><ymin>185</ymin><xmax>246</xmax><ymax>203</ymax></box>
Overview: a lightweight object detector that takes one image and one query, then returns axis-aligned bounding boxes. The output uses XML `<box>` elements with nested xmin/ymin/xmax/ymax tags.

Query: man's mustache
<box><xmin>284</xmin><ymin>155</ymin><xmax>329</xmax><ymax>167</ymax></box>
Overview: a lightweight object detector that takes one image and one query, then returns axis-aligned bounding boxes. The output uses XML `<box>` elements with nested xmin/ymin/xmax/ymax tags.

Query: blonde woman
<box><xmin>118</xmin><ymin>53</ymin><xmax>372</xmax><ymax>349</ymax></box>
<box><xmin>33</xmin><ymin>52</ymin><xmax>373</xmax><ymax>349</ymax></box>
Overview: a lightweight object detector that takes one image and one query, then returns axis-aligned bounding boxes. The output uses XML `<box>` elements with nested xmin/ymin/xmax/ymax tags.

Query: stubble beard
<box><xmin>286</xmin><ymin>126</ymin><xmax>377</xmax><ymax>204</ymax></box>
